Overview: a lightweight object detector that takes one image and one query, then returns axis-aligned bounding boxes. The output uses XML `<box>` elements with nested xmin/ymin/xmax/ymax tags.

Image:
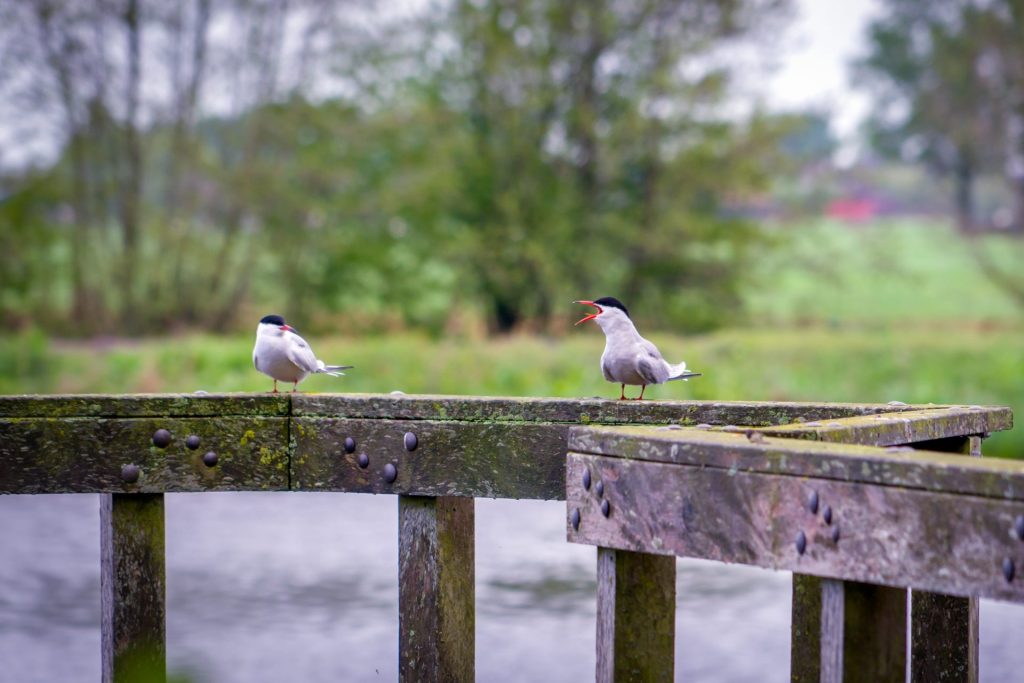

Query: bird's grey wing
<box><xmin>636</xmin><ymin>353</ymin><xmax>668</xmax><ymax>384</ymax></box>
<box><xmin>285</xmin><ymin>333</ymin><xmax>320</xmax><ymax>373</ymax></box>
<box><xmin>639</xmin><ymin>337</ymin><xmax>664</xmax><ymax>362</ymax></box>
<box><xmin>600</xmin><ymin>357</ymin><xmax>616</xmax><ymax>382</ymax></box>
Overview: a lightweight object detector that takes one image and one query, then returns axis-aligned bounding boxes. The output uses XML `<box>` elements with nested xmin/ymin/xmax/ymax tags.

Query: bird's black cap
<box><xmin>594</xmin><ymin>297</ymin><xmax>629</xmax><ymax>318</ymax></box>
<box><xmin>260</xmin><ymin>314</ymin><xmax>286</xmax><ymax>326</ymax></box>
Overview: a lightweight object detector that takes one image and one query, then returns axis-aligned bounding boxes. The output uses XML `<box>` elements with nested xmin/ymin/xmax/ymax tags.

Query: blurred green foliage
<box><xmin>0</xmin><ymin>0</ymin><xmax>797</xmax><ymax>336</ymax></box>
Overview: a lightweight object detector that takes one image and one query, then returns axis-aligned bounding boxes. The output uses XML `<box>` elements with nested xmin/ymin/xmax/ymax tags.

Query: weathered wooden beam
<box><xmin>101</xmin><ymin>493</ymin><xmax>166</xmax><ymax>683</ymax></box>
<box><xmin>399</xmin><ymin>496</ymin><xmax>474</xmax><ymax>683</ymax></box>
<box><xmin>0</xmin><ymin>393</ymin><xmax>289</xmax><ymax>418</ymax></box>
<box><xmin>292</xmin><ymin>418</ymin><xmax>568</xmax><ymax>499</ymax></box>
<box><xmin>566</xmin><ymin>453</ymin><xmax>1024</xmax><ymax>602</ymax></box>
<box><xmin>568</xmin><ymin>426</ymin><xmax>1024</xmax><ymax>502</ymax></box>
<box><xmin>0</xmin><ymin>416</ymin><xmax>289</xmax><ymax>493</ymax></box>
<box><xmin>910</xmin><ymin>434</ymin><xmax>982</xmax><ymax>683</ymax></box>
<box><xmin>595</xmin><ymin>547</ymin><xmax>675</xmax><ymax>683</ymax></box>
<box><xmin>292</xmin><ymin>393</ymin><xmax>920</xmax><ymax>425</ymax></box>
<box><xmin>758</xmin><ymin>407</ymin><xmax>1011</xmax><ymax>446</ymax></box>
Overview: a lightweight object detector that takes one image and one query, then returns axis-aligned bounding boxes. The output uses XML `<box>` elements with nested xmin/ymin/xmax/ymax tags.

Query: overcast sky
<box><xmin>766</xmin><ymin>0</ymin><xmax>882</xmax><ymax>160</ymax></box>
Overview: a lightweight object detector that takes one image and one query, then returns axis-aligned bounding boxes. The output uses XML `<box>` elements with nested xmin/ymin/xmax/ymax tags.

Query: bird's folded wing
<box><xmin>285</xmin><ymin>335</ymin><xmax>321</xmax><ymax>373</ymax></box>
<box><xmin>636</xmin><ymin>355</ymin><xmax>667</xmax><ymax>384</ymax></box>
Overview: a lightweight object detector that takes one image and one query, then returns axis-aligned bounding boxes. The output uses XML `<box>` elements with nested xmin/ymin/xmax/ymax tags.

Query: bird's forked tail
<box><xmin>666</xmin><ymin>361</ymin><xmax>701</xmax><ymax>382</ymax></box>
<box><xmin>317</xmin><ymin>360</ymin><xmax>354</xmax><ymax>377</ymax></box>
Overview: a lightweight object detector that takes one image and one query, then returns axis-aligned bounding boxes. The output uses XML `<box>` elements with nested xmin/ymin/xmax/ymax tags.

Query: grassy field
<box><xmin>1</xmin><ymin>219</ymin><xmax>1021</xmax><ymax>455</ymax></box>
<box><xmin>1</xmin><ymin>326</ymin><xmax>1020</xmax><ymax>457</ymax></box>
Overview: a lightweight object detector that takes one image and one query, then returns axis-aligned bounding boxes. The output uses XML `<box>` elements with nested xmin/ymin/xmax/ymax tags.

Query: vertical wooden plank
<box><xmin>398</xmin><ymin>495</ymin><xmax>474</xmax><ymax>683</ymax></box>
<box><xmin>911</xmin><ymin>435</ymin><xmax>981</xmax><ymax>683</ymax></box>
<box><xmin>820</xmin><ymin>579</ymin><xmax>845</xmax><ymax>683</ymax></box>
<box><xmin>101</xmin><ymin>493</ymin><xmax>166</xmax><ymax>683</ymax></box>
<box><xmin>790</xmin><ymin>575</ymin><xmax>822</xmax><ymax>682</ymax></box>
<box><xmin>791</xmin><ymin>578</ymin><xmax>906</xmax><ymax>683</ymax></box>
<box><xmin>596</xmin><ymin>548</ymin><xmax>675</xmax><ymax>683</ymax></box>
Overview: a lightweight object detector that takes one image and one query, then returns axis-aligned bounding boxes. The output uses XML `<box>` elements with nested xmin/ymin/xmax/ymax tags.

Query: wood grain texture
<box><xmin>399</xmin><ymin>496</ymin><xmax>474</xmax><ymax>683</ymax></box>
<box><xmin>566</xmin><ymin>453</ymin><xmax>1024</xmax><ymax>602</ymax></box>
<box><xmin>293</xmin><ymin>393</ymin><xmax>919</xmax><ymax>424</ymax></box>
<box><xmin>0</xmin><ymin>393</ymin><xmax>289</xmax><ymax>417</ymax></box>
<box><xmin>757</xmin><ymin>407</ymin><xmax>1011</xmax><ymax>446</ymax></box>
<box><xmin>819</xmin><ymin>579</ymin><xmax>844</xmax><ymax>683</ymax></box>
<box><xmin>568</xmin><ymin>426</ymin><xmax>1024</xmax><ymax>501</ymax></box>
<box><xmin>101</xmin><ymin>493</ymin><xmax>165</xmax><ymax>683</ymax></box>
<box><xmin>910</xmin><ymin>434</ymin><xmax>981</xmax><ymax>683</ymax></box>
<box><xmin>0</xmin><ymin>417</ymin><xmax>289</xmax><ymax>493</ymax></box>
<box><xmin>596</xmin><ymin>548</ymin><xmax>675</xmax><ymax>683</ymax></box>
<box><xmin>842</xmin><ymin>583</ymin><xmax>907</xmax><ymax>682</ymax></box>
<box><xmin>292</xmin><ymin>418</ymin><xmax>568</xmax><ymax>499</ymax></box>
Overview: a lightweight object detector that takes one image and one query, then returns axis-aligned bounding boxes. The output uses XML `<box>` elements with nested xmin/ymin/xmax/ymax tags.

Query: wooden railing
<box><xmin>0</xmin><ymin>394</ymin><xmax>1015</xmax><ymax>682</ymax></box>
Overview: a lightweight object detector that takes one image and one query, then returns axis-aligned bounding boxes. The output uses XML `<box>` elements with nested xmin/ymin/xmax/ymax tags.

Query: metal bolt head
<box><xmin>357</xmin><ymin>453</ymin><xmax>369</xmax><ymax>469</ymax></box>
<box><xmin>1004</xmin><ymin>557</ymin><xmax>1015</xmax><ymax>583</ymax></box>
<box><xmin>404</xmin><ymin>432</ymin><xmax>418</xmax><ymax>451</ymax></box>
<box><xmin>121</xmin><ymin>464</ymin><xmax>140</xmax><ymax>484</ymax></box>
<box><xmin>202</xmin><ymin>451</ymin><xmax>218</xmax><ymax>467</ymax></box>
<box><xmin>596</xmin><ymin>480</ymin><xmax>605</xmax><ymax>498</ymax></box>
<box><xmin>796</xmin><ymin>531</ymin><xmax>807</xmax><ymax>555</ymax></box>
<box><xmin>822</xmin><ymin>505</ymin><xmax>832</xmax><ymax>525</ymax></box>
<box><xmin>1015</xmin><ymin>515</ymin><xmax>1024</xmax><ymax>540</ymax></box>
<box><xmin>571</xmin><ymin>508</ymin><xmax>581</xmax><ymax>531</ymax></box>
<box><xmin>185</xmin><ymin>435</ymin><xmax>201</xmax><ymax>450</ymax></box>
<box><xmin>831</xmin><ymin>526</ymin><xmax>840</xmax><ymax>543</ymax></box>
<box><xmin>152</xmin><ymin>429</ymin><xmax>172</xmax><ymax>448</ymax></box>
<box><xmin>384</xmin><ymin>463</ymin><xmax>398</xmax><ymax>483</ymax></box>
<box><xmin>583</xmin><ymin>469</ymin><xmax>591</xmax><ymax>491</ymax></box>
<box><xmin>344</xmin><ymin>437</ymin><xmax>356</xmax><ymax>454</ymax></box>
<box><xmin>806</xmin><ymin>490</ymin><xmax>819</xmax><ymax>515</ymax></box>
<box><xmin>601</xmin><ymin>499</ymin><xmax>611</xmax><ymax>518</ymax></box>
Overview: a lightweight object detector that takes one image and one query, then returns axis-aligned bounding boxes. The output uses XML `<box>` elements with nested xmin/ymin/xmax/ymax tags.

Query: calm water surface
<box><xmin>2</xmin><ymin>493</ymin><xmax>1023</xmax><ymax>682</ymax></box>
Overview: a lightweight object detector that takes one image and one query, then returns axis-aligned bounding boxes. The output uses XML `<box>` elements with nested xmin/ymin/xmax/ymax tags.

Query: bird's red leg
<box><xmin>637</xmin><ymin>384</ymin><xmax>646</xmax><ymax>400</ymax></box>
<box><xmin>272</xmin><ymin>380</ymin><xmax>278</xmax><ymax>394</ymax></box>
<box><xmin>619</xmin><ymin>384</ymin><xmax>626</xmax><ymax>400</ymax></box>
<box><xmin>292</xmin><ymin>381</ymin><xmax>298</xmax><ymax>393</ymax></box>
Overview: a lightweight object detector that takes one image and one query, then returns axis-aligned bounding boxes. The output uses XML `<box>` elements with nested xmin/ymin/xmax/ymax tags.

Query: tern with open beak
<box><xmin>574</xmin><ymin>297</ymin><xmax>700</xmax><ymax>400</ymax></box>
<box><xmin>253</xmin><ymin>314</ymin><xmax>354</xmax><ymax>393</ymax></box>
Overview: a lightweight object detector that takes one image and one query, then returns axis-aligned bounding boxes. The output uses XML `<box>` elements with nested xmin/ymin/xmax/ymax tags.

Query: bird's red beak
<box><xmin>574</xmin><ymin>300</ymin><xmax>601</xmax><ymax>326</ymax></box>
<box><xmin>280</xmin><ymin>325</ymin><xmax>294</xmax><ymax>332</ymax></box>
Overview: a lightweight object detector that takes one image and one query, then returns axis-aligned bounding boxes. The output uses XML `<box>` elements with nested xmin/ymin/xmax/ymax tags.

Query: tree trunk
<box><xmin>118</xmin><ymin>0</ymin><xmax>143</xmax><ymax>331</ymax></box>
<box><xmin>953</xmin><ymin>154</ymin><xmax>975</xmax><ymax>234</ymax></box>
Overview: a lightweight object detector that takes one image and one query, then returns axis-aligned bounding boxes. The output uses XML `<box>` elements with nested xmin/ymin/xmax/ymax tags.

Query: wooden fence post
<box><xmin>596</xmin><ymin>548</ymin><xmax>675</xmax><ymax>683</ymax></box>
<box><xmin>398</xmin><ymin>495</ymin><xmax>474</xmax><ymax>683</ymax></box>
<box><xmin>101</xmin><ymin>493</ymin><xmax>166</xmax><ymax>683</ymax></box>
<box><xmin>791</xmin><ymin>576</ymin><xmax>906</xmax><ymax>683</ymax></box>
<box><xmin>910</xmin><ymin>435</ymin><xmax>982</xmax><ymax>683</ymax></box>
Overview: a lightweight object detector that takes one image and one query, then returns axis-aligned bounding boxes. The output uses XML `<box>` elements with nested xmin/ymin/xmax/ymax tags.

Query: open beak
<box><xmin>573</xmin><ymin>300</ymin><xmax>601</xmax><ymax>326</ymax></box>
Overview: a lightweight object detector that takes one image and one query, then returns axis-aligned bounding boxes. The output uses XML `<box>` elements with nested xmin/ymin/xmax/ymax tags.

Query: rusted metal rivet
<box><xmin>357</xmin><ymin>453</ymin><xmax>369</xmax><ymax>468</ymax></box>
<box><xmin>1004</xmin><ymin>557</ymin><xmax>1015</xmax><ymax>583</ymax></box>
<box><xmin>823</xmin><ymin>505</ymin><xmax>832</xmax><ymax>525</ymax></box>
<box><xmin>601</xmin><ymin>499</ymin><xmax>611</xmax><ymax>517</ymax></box>
<box><xmin>571</xmin><ymin>508</ymin><xmax>581</xmax><ymax>531</ymax></box>
<box><xmin>202</xmin><ymin>451</ymin><xmax>218</xmax><ymax>467</ymax></box>
<box><xmin>596</xmin><ymin>480</ymin><xmax>604</xmax><ymax>498</ymax></box>
<box><xmin>384</xmin><ymin>463</ymin><xmax>398</xmax><ymax>483</ymax></box>
<box><xmin>806</xmin><ymin>490</ymin><xmax>819</xmax><ymax>515</ymax></box>
<box><xmin>121</xmin><ymin>464</ymin><xmax>140</xmax><ymax>483</ymax></box>
<box><xmin>185</xmin><ymin>435</ymin><xmax>201</xmax><ymax>450</ymax></box>
<box><xmin>152</xmin><ymin>429</ymin><xmax>172</xmax><ymax>448</ymax></box>
<box><xmin>583</xmin><ymin>469</ymin><xmax>592</xmax><ymax>491</ymax></box>
<box><xmin>1015</xmin><ymin>515</ymin><xmax>1024</xmax><ymax>540</ymax></box>
<box><xmin>831</xmin><ymin>526</ymin><xmax>840</xmax><ymax>543</ymax></box>
<box><xmin>344</xmin><ymin>437</ymin><xmax>356</xmax><ymax>454</ymax></box>
<box><xmin>404</xmin><ymin>432</ymin><xmax>418</xmax><ymax>451</ymax></box>
<box><xmin>796</xmin><ymin>531</ymin><xmax>807</xmax><ymax>555</ymax></box>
